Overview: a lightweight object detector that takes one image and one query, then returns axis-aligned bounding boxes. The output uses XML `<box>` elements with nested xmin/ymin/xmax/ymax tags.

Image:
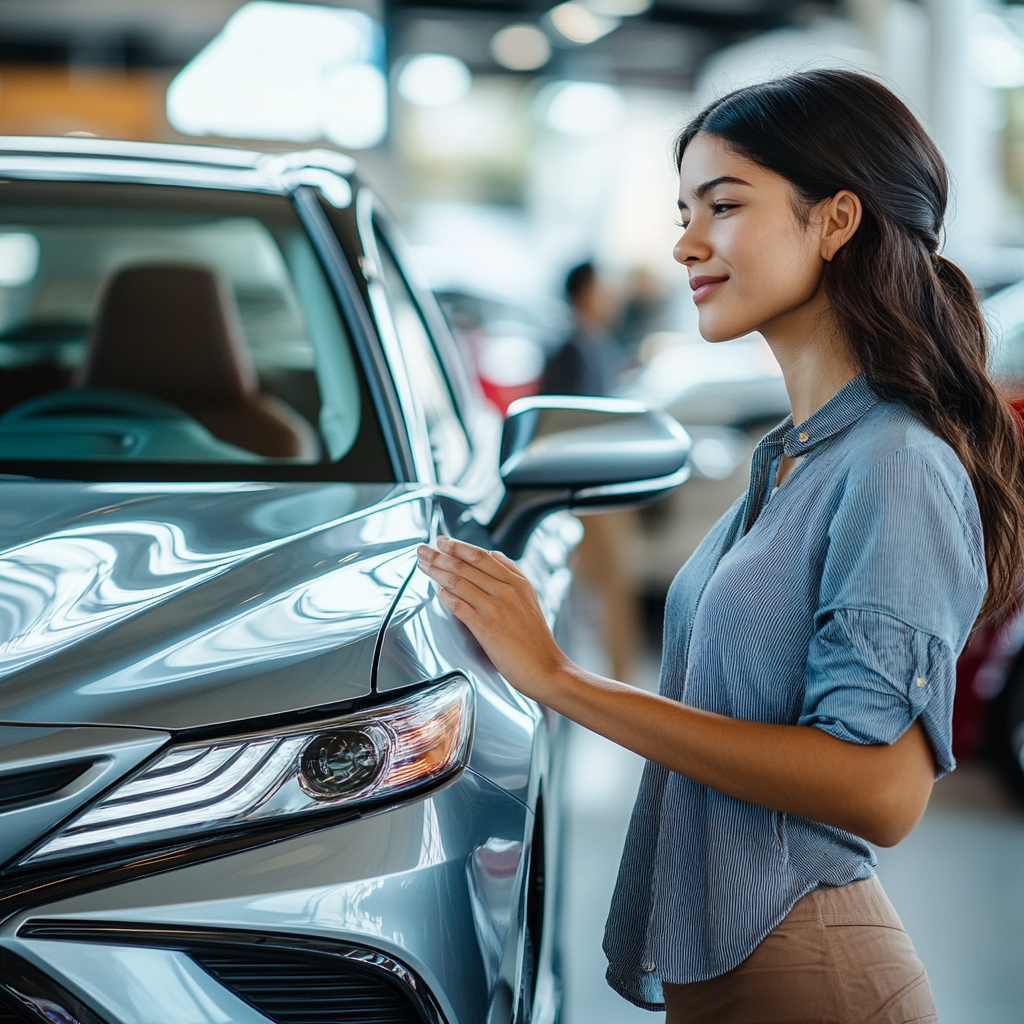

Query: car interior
<box><xmin>0</xmin><ymin>183</ymin><xmax>363</xmax><ymax>467</ymax></box>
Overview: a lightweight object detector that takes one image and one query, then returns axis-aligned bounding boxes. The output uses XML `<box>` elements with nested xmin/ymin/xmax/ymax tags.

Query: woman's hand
<box><xmin>416</xmin><ymin>536</ymin><xmax>570</xmax><ymax>701</ymax></box>
<box><xmin>417</xmin><ymin>540</ymin><xmax>934</xmax><ymax>849</ymax></box>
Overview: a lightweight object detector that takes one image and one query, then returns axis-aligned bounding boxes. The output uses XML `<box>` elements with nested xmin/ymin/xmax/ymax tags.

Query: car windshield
<box><xmin>0</xmin><ymin>180</ymin><xmax>389</xmax><ymax>482</ymax></box>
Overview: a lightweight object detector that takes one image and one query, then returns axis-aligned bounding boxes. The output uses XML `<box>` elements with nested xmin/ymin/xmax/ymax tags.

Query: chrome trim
<box><xmin>15</xmin><ymin>920</ymin><xmax>447</xmax><ymax>1024</ymax></box>
<box><xmin>355</xmin><ymin>189</ymin><xmax>436</xmax><ymax>483</ymax></box>
<box><xmin>574</xmin><ymin>463</ymin><xmax>692</xmax><ymax>501</ymax></box>
<box><xmin>0</xmin><ymin>138</ymin><xmax>357</xmax><ymax>207</ymax></box>
<box><xmin>0</xmin><ymin>155</ymin><xmax>281</xmax><ymax>194</ymax></box>
<box><xmin>0</xmin><ymin>134</ymin><xmax>265</xmax><ymax>167</ymax></box>
<box><xmin>292</xmin><ymin>187</ymin><xmax>411</xmax><ymax>478</ymax></box>
<box><xmin>505</xmin><ymin>394</ymin><xmax>651</xmax><ymax>416</ymax></box>
<box><xmin>258</xmin><ymin>149</ymin><xmax>357</xmax><ymax>177</ymax></box>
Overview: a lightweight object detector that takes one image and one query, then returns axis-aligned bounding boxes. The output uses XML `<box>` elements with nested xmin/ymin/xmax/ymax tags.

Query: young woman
<box><xmin>417</xmin><ymin>69</ymin><xmax>1024</xmax><ymax>1023</ymax></box>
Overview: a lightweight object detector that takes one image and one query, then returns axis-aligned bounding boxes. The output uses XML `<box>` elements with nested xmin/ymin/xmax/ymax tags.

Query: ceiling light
<box><xmin>321</xmin><ymin>63</ymin><xmax>388</xmax><ymax>148</ymax></box>
<box><xmin>166</xmin><ymin>1</ymin><xmax>386</xmax><ymax>148</ymax></box>
<box><xmin>397</xmin><ymin>54</ymin><xmax>472</xmax><ymax>107</ymax></box>
<box><xmin>583</xmin><ymin>0</ymin><xmax>651</xmax><ymax>14</ymax></box>
<box><xmin>547</xmin><ymin>2</ymin><xmax>619</xmax><ymax>45</ymax></box>
<box><xmin>0</xmin><ymin>234</ymin><xmax>39</xmax><ymax>287</ymax></box>
<box><xmin>970</xmin><ymin>13</ymin><xmax>1024</xmax><ymax>89</ymax></box>
<box><xmin>537</xmin><ymin>80</ymin><xmax>625</xmax><ymax>136</ymax></box>
<box><xmin>491</xmin><ymin>24</ymin><xmax>552</xmax><ymax>71</ymax></box>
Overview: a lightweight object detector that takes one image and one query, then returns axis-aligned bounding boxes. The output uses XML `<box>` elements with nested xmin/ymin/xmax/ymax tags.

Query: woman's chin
<box><xmin>697</xmin><ymin>320</ymin><xmax>757</xmax><ymax>344</ymax></box>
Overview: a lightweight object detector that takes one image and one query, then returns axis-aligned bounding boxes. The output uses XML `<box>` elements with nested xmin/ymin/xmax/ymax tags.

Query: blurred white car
<box><xmin>622</xmin><ymin>331</ymin><xmax>789</xmax><ymax>428</ymax></box>
<box><xmin>621</xmin><ymin>331</ymin><xmax>789</xmax><ymax>593</ymax></box>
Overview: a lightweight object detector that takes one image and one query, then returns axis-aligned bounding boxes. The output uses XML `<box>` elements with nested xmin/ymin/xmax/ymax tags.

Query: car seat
<box><xmin>78</xmin><ymin>263</ymin><xmax>321</xmax><ymax>460</ymax></box>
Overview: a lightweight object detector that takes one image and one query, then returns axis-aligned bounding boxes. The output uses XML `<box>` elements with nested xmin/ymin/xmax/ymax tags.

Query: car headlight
<box><xmin>19</xmin><ymin>677</ymin><xmax>473</xmax><ymax>867</ymax></box>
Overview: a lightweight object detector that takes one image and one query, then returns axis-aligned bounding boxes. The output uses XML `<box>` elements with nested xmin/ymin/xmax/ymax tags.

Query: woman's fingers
<box><xmin>414</xmin><ymin>535</ymin><xmax>565</xmax><ymax>700</ymax></box>
<box><xmin>439</xmin><ymin>535</ymin><xmax>521</xmax><ymax>580</ymax></box>
<box><xmin>491</xmin><ymin>549</ymin><xmax>526</xmax><ymax>577</ymax></box>
<box><xmin>417</xmin><ymin>552</ymin><xmax>493</xmax><ymax>606</ymax></box>
<box><xmin>417</xmin><ymin>537</ymin><xmax>522</xmax><ymax>600</ymax></box>
<box><xmin>434</xmin><ymin>580</ymin><xmax>483</xmax><ymax>625</ymax></box>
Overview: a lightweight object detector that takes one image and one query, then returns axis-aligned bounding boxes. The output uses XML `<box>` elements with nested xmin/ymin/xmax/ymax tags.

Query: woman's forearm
<box><xmin>545</xmin><ymin>661</ymin><xmax>934</xmax><ymax>847</ymax></box>
<box><xmin>415</xmin><ymin>536</ymin><xmax>935</xmax><ymax>847</ymax></box>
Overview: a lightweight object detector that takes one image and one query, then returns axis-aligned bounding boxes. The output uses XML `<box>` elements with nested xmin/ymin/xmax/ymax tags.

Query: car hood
<box><xmin>0</xmin><ymin>480</ymin><xmax>430</xmax><ymax>730</ymax></box>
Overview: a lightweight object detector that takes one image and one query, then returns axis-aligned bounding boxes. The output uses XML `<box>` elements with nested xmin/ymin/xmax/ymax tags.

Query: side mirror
<box><xmin>490</xmin><ymin>396</ymin><xmax>691</xmax><ymax>558</ymax></box>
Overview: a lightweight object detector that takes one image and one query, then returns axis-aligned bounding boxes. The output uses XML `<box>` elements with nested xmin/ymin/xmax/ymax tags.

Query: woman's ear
<box><xmin>818</xmin><ymin>190</ymin><xmax>862</xmax><ymax>261</ymax></box>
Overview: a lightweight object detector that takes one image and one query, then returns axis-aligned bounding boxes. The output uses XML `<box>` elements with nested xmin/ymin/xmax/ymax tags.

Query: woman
<box><xmin>418</xmin><ymin>70</ymin><xmax>1024</xmax><ymax>1022</ymax></box>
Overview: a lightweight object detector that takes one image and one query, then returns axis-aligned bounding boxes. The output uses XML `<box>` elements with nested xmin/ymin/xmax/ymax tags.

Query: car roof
<box><xmin>0</xmin><ymin>136</ymin><xmax>357</xmax><ymax>207</ymax></box>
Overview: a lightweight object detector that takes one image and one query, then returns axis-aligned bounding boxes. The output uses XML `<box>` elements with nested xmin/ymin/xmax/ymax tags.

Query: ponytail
<box><xmin>677</xmin><ymin>70</ymin><xmax>1024</xmax><ymax>620</ymax></box>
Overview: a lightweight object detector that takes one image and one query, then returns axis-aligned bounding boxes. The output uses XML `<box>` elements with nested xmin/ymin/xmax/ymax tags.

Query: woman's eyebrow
<box><xmin>677</xmin><ymin>175</ymin><xmax>753</xmax><ymax>210</ymax></box>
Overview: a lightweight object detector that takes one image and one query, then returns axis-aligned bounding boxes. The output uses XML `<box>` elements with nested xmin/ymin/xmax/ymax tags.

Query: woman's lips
<box><xmin>689</xmin><ymin>275</ymin><xmax>728</xmax><ymax>304</ymax></box>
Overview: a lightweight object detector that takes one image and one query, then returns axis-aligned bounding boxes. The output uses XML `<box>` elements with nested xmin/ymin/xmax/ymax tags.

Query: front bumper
<box><xmin>0</xmin><ymin>768</ymin><xmax>532</xmax><ymax>1024</ymax></box>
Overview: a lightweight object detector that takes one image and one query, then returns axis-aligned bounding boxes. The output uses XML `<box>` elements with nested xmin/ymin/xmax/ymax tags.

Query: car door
<box><xmin>355</xmin><ymin>192</ymin><xmax>575</xmax><ymax>1024</ymax></box>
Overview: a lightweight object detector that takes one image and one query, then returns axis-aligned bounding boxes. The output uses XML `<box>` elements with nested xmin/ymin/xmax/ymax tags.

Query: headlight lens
<box><xmin>19</xmin><ymin>677</ymin><xmax>473</xmax><ymax>867</ymax></box>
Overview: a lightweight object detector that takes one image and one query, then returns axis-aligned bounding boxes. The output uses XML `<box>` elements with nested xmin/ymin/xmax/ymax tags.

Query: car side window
<box><xmin>373</xmin><ymin>230</ymin><xmax>470</xmax><ymax>485</ymax></box>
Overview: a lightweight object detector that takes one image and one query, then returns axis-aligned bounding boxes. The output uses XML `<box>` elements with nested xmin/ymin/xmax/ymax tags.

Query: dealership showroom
<box><xmin>0</xmin><ymin>0</ymin><xmax>1021</xmax><ymax>1022</ymax></box>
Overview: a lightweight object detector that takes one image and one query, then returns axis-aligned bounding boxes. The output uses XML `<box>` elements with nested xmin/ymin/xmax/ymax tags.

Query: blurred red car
<box><xmin>951</xmin><ymin>397</ymin><xmax>1024</xmax><ymax>798</ymax></box>
<box><xmin>435</xmin><ymin>289</ymin><xmax>551</xmax><ymax>415</ymax></box>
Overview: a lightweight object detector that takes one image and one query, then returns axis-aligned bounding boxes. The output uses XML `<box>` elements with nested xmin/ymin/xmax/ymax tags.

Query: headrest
<box><xmin>80</xmin><ymin>264</ymin><xmax>258</xmax><ymax>406</ymax></box>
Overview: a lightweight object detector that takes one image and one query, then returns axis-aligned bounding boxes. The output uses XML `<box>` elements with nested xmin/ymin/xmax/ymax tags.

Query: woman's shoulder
<box><xmin>845</xmin><ymin>399</ymin><xmax>974</xmax><ymax>502</ymax></box>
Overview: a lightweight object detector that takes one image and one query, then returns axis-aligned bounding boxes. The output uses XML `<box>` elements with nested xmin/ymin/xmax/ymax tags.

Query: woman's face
<box><xmin>674</xmin><ymin>132</ymin><xmax>829</xmax><ymax>344</ymax></box>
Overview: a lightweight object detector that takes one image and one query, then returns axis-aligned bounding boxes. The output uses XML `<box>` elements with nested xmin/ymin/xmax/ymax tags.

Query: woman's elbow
<box><xmin>861</xmin><ymin>817</ymin><xmax>914</xmax><ymax>849</ymax></box>
<box><xmin>857</xmin><ymin>781</ymin><xmax>931</xmax><ymax>848</ymax></box>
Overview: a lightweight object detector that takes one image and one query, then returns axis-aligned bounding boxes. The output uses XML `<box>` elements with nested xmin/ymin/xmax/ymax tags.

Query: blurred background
<box><xmin>4</xmin><ymin>0</ymin><xmax>1024</xmax><ymax>1020</ymax></box>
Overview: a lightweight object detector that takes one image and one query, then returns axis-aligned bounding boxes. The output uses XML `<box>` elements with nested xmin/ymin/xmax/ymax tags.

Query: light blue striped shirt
<box><xmin>604</xmin><ymin>375</ymin><xmax>986</xmax><ymax>1005</ymax></box>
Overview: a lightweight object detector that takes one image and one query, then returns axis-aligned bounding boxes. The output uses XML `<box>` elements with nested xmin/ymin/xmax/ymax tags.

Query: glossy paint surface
<box><xmin>0</xmin><ymin>141</ymin><xmax>615</xmax><ymax>1024</ymax></box>
<box><xmin>376</xmin><ymin>512</ymin><xmax>579</xmax><ymax>804</ymax></box>
<box><xmin>4</xmin><ymin>770</ymin><xmax>532</xmax><ymax>1024</ymax></box>
<box><xmin>0</xmin><ymin>482</ymin><xmax>433</xmax><ymax>728</ymax></box>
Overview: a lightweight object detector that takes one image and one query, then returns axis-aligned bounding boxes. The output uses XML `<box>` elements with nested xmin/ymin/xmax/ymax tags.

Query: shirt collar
<box><xmin>741</xmin><ymin>376</ymin><xmax>878</xmax><ymax>532</ymax></box>
<box><xmin>769</xmin><ymin>374</ymin><xmax>879</xmax><ymax>458</ymax></box>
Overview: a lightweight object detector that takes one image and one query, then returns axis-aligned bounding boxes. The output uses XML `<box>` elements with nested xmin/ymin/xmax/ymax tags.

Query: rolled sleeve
<box><xmin>799</xmin><ymin>447</ymin><xmax>986</xmax><ymax>779</ymax></box>
<box><xmin>799</xmin><ymin>608</ymin><xmax>957</xmax><ymax>776</ymax></box>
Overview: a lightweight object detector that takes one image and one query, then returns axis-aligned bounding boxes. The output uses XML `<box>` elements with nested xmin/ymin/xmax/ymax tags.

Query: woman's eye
<box><xmin>675</xmin><ymin>219</ymin><xmax>688</xmax><ymax>229</ymax></box>
<box><xmin>711</xmin><ymin>203</ymin><xmax>737</xmax><ymax>216</ymax></box>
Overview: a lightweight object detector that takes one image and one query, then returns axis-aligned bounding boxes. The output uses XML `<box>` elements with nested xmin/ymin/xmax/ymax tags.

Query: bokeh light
<box><xmin>547</xmin><ymin>2</ymin><xmax>620</xmax><ymax>45</ymax></box>
<box><xmin>397</xmin><ymin>54</ymin><xmax>472</xmax><ymax>107</ymax></box>
<box><xmin>166</xmin><ymin>1</ymin><xmax>386</xmax><ymax>148</ymax></box>
<box><xmin>536</xmin><ymin>80</ymin><xmax>625</xmax><ymax>136</ymax></box>
<box><xmin>490</xmin><ymin>24</ymin><xmax>552</xmax><ymax>72</ymax></box>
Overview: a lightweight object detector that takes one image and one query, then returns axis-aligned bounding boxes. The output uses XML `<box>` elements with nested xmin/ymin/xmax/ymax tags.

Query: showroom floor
<box><xmin>559</xmin><ymin>649</ymin><xmax>1024</xmax><ymax>1024</ymax></box>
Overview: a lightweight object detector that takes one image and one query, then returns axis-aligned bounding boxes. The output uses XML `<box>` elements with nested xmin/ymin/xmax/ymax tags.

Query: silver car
<box><xmin>0</xmin><ymin>138</ymin><xmax>690</xmax><ymax>1024</ymax></box>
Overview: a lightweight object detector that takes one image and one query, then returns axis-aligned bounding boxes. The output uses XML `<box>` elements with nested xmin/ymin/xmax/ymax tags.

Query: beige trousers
<box><xmin>663</xmin><ymin>877</ymin><xmax>937</xmax><ymax>1024</ymax></box>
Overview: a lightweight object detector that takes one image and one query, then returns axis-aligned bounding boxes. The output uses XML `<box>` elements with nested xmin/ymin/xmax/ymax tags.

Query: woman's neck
<box><xmin>760</xmin><ymin>292</ymin><xmax>860</xmax><ymax>426</ymax></box>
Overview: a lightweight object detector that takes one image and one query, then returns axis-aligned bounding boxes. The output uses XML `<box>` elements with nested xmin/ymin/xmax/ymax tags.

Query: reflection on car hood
<box><xmin>0</xmin><ymin>481</ymin><xmax>430</xmax><ymax>729</ymax></box>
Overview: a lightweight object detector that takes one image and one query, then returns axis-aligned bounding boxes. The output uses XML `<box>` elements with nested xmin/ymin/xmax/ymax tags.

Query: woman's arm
<box><xmin>417</xmin><ymin>536</ymin><xmax>935</xmax><ymax>848</ymax></box>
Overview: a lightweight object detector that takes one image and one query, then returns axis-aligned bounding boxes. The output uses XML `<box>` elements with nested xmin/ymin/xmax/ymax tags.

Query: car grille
<box><xmin>0</xmin><ymin>995</ymin><xmax>27</xmax><ymax>1024</ymax></box>
<box><xmin>190</xmin><ymin>948</ymin><xmax>422</xmax><ymax>1024</ymax></box>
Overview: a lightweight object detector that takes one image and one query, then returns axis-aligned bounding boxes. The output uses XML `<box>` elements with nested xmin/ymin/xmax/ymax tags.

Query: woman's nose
<box><xmin>673</xmin><ymin>222</ymin><xmax>710</xmax><ymax>266</ymax></box>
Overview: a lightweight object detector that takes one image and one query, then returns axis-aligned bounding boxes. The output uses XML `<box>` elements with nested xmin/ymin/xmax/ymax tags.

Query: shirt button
<box><xmin>798</xmin><ymin>432</ymin><xmax>809</xmax><ymax>442</ymax></box>
<box><xmin>916</xmin><ymin>676</ymin><xmax>926</xmax><ymax>687</ymax></box>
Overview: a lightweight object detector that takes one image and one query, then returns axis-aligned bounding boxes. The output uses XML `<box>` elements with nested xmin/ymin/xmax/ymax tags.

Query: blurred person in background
<box><xmin>542</xmin><ymin>261</ymin><xmax>639</xmax><ymax>686</ymax></box>
<box><xmin>620</xmin><ymin>265</ymin><xmax>670</xmax><ymax>360</ymax></box>
<box><xmin>419</xmin><ymin>70</ymin><xmax>1024</xmax><ymax>1023</ymax></box>
<box><xmin>541</xmin><ymin>261</ymin><xmax>624</xmax><ymax>396</ymax></box>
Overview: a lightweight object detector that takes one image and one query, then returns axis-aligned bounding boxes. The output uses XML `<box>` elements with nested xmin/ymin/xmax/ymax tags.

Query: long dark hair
<box><xmin>676</xmin><ymin>69</ymin><xmax>1024</xmax><ymax>621</ymax></box>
